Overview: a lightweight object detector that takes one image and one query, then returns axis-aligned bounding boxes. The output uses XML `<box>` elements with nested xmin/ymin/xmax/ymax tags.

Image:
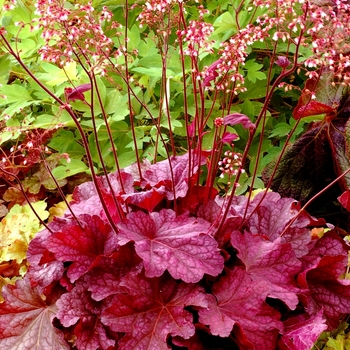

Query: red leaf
<box><xmin>46</xmin><ymin>214</ymin><xmax>118</xmax><ymax>282</ymax></box>
<box><xmin>247</xmin><ymin>196</ymin><xmax>312</xmax><ymax>258</ymax></box>
<box><xmin>117</xmin><ymin>209</ymin><xmax>224</xmax><ymax>283</ymax></box>
<box><xmin>178</xmin><ymin>184</ymin><xmax>218</xmax><ymax>215</ymax></box>
<box><xmin>0</xmin><ymin>279</ymin><xmax>69</xmax><ymax>350</ymax></box>
<box><xmin>101</xmin><ymin>271</ymin><xmax>208</xmax><ymax>350</ymax></box>
<box><xmin>300</xmin><ymin>231</ymin><xmax>348</xmax><ymax>271</ymax></box>
<box><xmin>198</xmin><ymin>267</ymin><xmax>283</xmax><ymax>350</ymax></box>
<box><xmin>71</xmin><ymin>172</ymin><xmax>133</xmax><ymax>221</ymax></box>
<box><xmin>292</xmin><ymin>69</ymin><xmax>343</xmax><ymax>120</ymax></box>
<box><xmin>27</xmin><ymin>222</ymin><xmax>65</xmax><ymax>292</ymax></box>
<box><xmin>275</xmin><ymin>56</ymin><xmax>291</xmax><ymax>68</ymax></box>
<box><xmin>122</xmin><ymin>187</ymin><xmax>166</xmax><ymax>212</ymax></box>
<box><xmin>221</xmin><ymin>131</ymin><xmax>238</xmax><ymax>144</ymax></box>
<box><xmin>125</xmin><ymin>152</ymin><xmax>207</xmax><ymax>200</ymax></box>
<box><xmin>223</xmin><ymin>113</ymin><xmax>255</xmax><ymax>129</ymax></box>
<box><xmin>279</xmin><ymin>310</ymin><xmax>327</xmax><ymax>350</ymax></box>
<box><xmin>82</xmin><ymin>243</ymin><xmax>143</xmax><ymax>301</ymax></box>
<box><xmin>304</xmin><ymin>255</ymin><xmax>350</xmax><ymax>328</ymax></box>
<box><xmin>297</xmin><ymin>231</ymin><xmax>350</xmax><ymax>327</ymax></box>
<box><xmin>203</xmin><ymin>59</ymin><xmax>221</xmax><ymax>87</ymax></box>
<box><xmin>293</xmin><ymin>101</ymin><xmax>335</xmax><ymax>119</ymax></box>
<box><xmin>56</xmin><ymin>282</ymin><xmax>115</xmax><ymax>350</ymax></box>
<box><xmin>65</xmin><ymin>83</ymin><xmax>91</xmax><ymax>102</ymax></box>
<box><xmin>231</xmin><ymin>231</ymin><xmax>301</xmax><ymax>309</ymax></box>
<box><xmin>338</xmin><ymin>190</ymin><xmax>350</xmax><ymax>211</ymax></box>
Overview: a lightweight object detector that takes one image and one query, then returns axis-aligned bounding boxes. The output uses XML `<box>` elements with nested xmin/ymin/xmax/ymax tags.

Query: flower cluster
<box><xmin>255</xmin><ymin>0</ymin><xmax>350</xmax><ymax>84</ymax></box>
<box><xmin>1</xmin><ymin>0</ymin><xmax>15</xmax><ymax>12</ymax></box>
<box><xmin>179</xmin><ymin>20</ymin><xmax>214</xmax><ymax>57</ymax></box>
<box><xmin>0</xmin><ymin>129</ymin><xmax>55</xmax><ymax>178</ymax></box>
<box><xmin>203</xmin><ymin>20</ymin><xmax>271</xmax><ymax>93</ymax></box>
<box><xmin>137</xmin><ymin>0</ymin><xmax>178</xmax><ymax>30</ymax></box>
<box><xmin>303</xmin><ymin>1</ymin><xmax>350</xmax><ymax>83</ymax></box>
<box><xmin>218</xmin><ymin>149</ymin><xmax>244</xmax><ymax>180</ymax></box>
<box><xmin>34</xmin><ymin>1</ymin><xmax>121</xmax><ymax>71</ymax></box>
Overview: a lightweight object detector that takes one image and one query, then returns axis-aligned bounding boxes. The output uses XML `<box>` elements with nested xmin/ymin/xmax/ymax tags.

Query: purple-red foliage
<box><xmin>1</xmin><ymin>153</ymin><xmax>350</xmax><ymax>349</ymax></box>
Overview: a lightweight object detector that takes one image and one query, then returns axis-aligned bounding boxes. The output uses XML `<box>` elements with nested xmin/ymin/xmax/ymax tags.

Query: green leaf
<box><xmin>239</xmin><ymin>79</ymin><xmax>268</xmax><ymax>100</ymax></box>
<box><xmin>52</xmin><ymin>159</ymin><xmax>90</xmax><ymax>180</ymax></box>
<box><xmin>268</xmin><ymin>123</ymin><xmax>292</xmax><ymax>138</ymax></box>
<box><xmin>127</xmin><ymin>25</ymin><xmax>141</xmax><ymax>51</ymax></box>
<box><xmin>38</xmin><ymin>61</ymin><xmax>78</xmax><ymax>86</ymax></box>
<box><xmin>138</xmin><ymin>37</ymin><xmax>158</xmax><ymax>57</ymax></box>
<box><xmin>1</xmin><ymin>100</ymin><xmax>36</xmax><ymax>118</ymax></box>
<box><xmin>0</xmin><ymin>84</ymin><xmax>33</xmax><ymax>105</ymax></box>
<box><xmin>48</xmin><ymin>130</ymin><xmax>86</xmax><ymax>158</ymax></box>
<box><xmin>138</xmin><ymin>54</ymin><xmax>162</xmax><ymax>69</ymax></box>
<box><xmin>0</xmin><ymin>118</ymin><xmax>21</xmax><ymax>144</ymax></box>
<box><xmin>0</xmin><ymin>55</ymin><xmax>11</xmax><ymax>84</ymax></box>
<box><xmin>213</xmin><ymin>12</ymin><xmax>237</xmax><ymax>36</ymax></box>
<box><xmin>244</xmin><ymin>59</ymin><xmax>266</xmax><ymax>83</ymax></box>
<box><xmin>104</xmin><ymin>89</ymin><xmax>126</xmax><ymax>115</ymax></box>
<box><xmin>32</xmin><ymin>113</ymin><xmax>73</xmax><ymax>129</ymax></box>
<box><xmin>239</xmin><ymin>99</ymin><xmax>254</xmax><ymax>118</ymax></box>
<box><xmin>132</xmin><ymin>67</ymin><xmax>175</xmax><ymax>78</ymax></box>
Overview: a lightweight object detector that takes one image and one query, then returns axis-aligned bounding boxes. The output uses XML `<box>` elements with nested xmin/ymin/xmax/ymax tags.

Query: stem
<box><xmin>0</xmin><ymin>33</ymin><xmax>121</xmax><ymax>234</ymax></box>
<box><xmin>280</xmin><ymin>167</ymin><xmax>350</xmax><ymax>237</ymax></box>
<box><xmin>217</xmin><ymin>32</ymin><xmax>305</xmax><ymax>232</ymax></box>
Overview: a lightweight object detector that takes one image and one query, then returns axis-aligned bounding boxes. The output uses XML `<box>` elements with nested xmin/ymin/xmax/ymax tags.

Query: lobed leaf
<box><xmin>117</xmin><ymin>209</ymin><xmax>224</xmax><ymax>283</ymax></box>
<box><xmin>231</xmin><ymin>230</ymin><xmax>301</xmax><ymax>309</ymax></box>
<box><xmin>279</xmin><ymin>311</ymin><xmax>328</xmax><ymax>350</ymax></box>
<box><xmin>0</xmin><ymin>279</ymin><xmax>69</xmax><ymax>350</ymax></box>
<box><xmin>198</xmin><ymin>267</ymin><xmax>283</xmax><ymax>350</ymax></box>
<box><xmin>101</xmin><ymin>271</ymin><xmax>208</xmax><ymax>350</ymax></box>
<box><xmin>56</xmin><ymin>282</ymin><xmax>115</xmax><ymax>350</ymax></box>
<box><xmin>45</xmin><ymin>214</ymin><xmax>118</xmax><ymax>283</ymax></box>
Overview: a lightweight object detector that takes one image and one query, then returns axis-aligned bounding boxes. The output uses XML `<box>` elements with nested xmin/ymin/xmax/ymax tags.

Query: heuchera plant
<box><xmin>1</xmin><ymin>0</ymin><xmax>350</xmax><ymax>349</ymax></box>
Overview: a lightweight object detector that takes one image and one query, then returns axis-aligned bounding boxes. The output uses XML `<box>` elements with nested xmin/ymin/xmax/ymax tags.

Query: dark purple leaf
<box><xmin>262</xmin><ymin>124</ymin><xmax>337</xmax><ymax>205</ymax></box>
<box><xmin>117</xmin><ymin>209</ymin><xmax>224</xmax><ymax>283</ymax></box>
<box><xmin>101</xmin><ymin>271</ymin><xmax>208</xmax><ymax>350</ymax></box>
